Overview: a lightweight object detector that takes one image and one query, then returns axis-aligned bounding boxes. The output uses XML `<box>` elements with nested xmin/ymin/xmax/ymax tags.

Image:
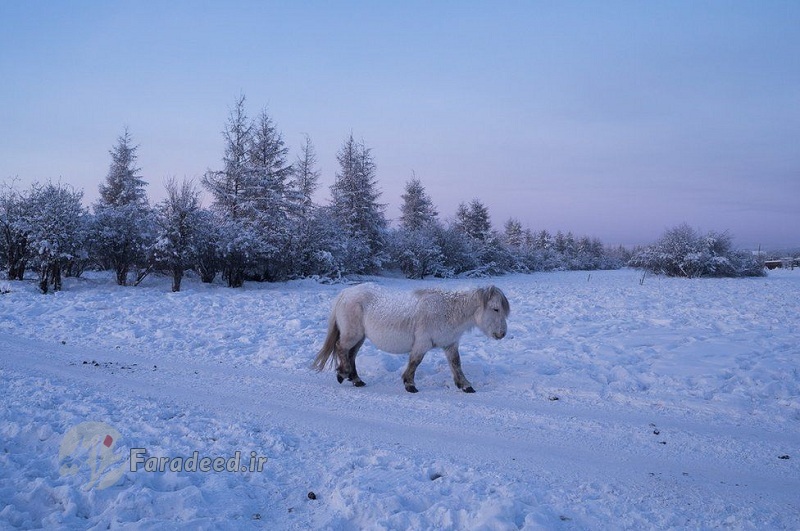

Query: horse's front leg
<box><xmin>444</xmin><ymin>344</ymin><xmax>475</xmax><ymax>393</ymax></box>
<box><xmin>401</xmin><ymin>349</ymin><xmax>428</xmax><ymax>393</ymax></box>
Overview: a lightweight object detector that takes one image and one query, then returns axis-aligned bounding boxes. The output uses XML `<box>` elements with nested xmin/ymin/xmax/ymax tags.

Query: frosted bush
<box><xmin>629</xmin><ymin>224</ymin><xmax>765</xmax><ymax>278</ymax></box>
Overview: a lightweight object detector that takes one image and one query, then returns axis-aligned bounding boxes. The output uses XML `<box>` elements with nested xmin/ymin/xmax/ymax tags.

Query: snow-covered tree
<box><xmin>330</xmin><ymin>133</ymin><xmax>387</xmax><ymax>273</ymax></box>
<box><xmin>436</xmin><ymin>223</ymin><xmax>478</xmax><ymax>276</ymax></box>
<box><xmin>553</xmin><ymin>230</ymin><xmax>567</xmax><ymax>255</ymax></box>
<box><xmin>451</xmin><ymin>199</ymin><xmax>513</xmax><ymax>275</ymax></box>
<box><xmin>203</xmin><ymin>95</ymin><xmax>252</xmax><ymax>222</ymax></box>
<box><xmin>503</xmin><ymin>218</ymin><xmax>524</xmax><ymax>249</ymax></box>
<box><xmin>203</xmin><ymin>95</ymin><xmax>257</xmax><ymax>287</ymax></box>
<box><xmin>91</xmin><ymin>128</ymin><xmax>154</xmax><ymax>286</ymax></box>
<box><xmin>292</xmin><ymin>134</ymin><xmax>319</xmax><ymax>218</ymax></box>
<box><xmin>498</xmin><ymin>218</ymin><xmax>529</xmax><ymax>272</ymax></box>
<box><xmin>204</xmin><ymin>97</ymin><xmax>301</xmax><ymax>284</ymax></box>
<box><xmin>247</xmin><ymin>108</ymin><xmax>295</xmax><ymax>280</ymax></box>
<box><xmin>287</xmin><ymin>134</ymin><xmax>324</xmax><ymax>277</ymax></box>
<box><xmin>455</xmin><ymin>199</ymin><xmax>492</xmax><ymax>243</ymax></box>
<box><xmin>390</xmin><ymin>176</ymin><xmax>444</xmax><ymax>278</ymax></box>
<box><xmin>193</xmin><ymin>208</ymin><xmax>222</xmax><ymax>283</ymax></box>
<box><xmin>98</xmin><ymin>128</ymin><xmax>147</xmax><ymax>207</ymax></box>
<box><xmin>300</xmin><ymin>205</ymin><xmax>348</xmax><ymax>278</ymax></box>
<box><xmin>388</xmin><ymin>226</ymin><xmax>446</xmax><ymax>279</ymax></box>
<box><xmin>400</xmin><ymin>175</ymin><xmax>438</xmax><ymax>231</ymax></box>
<box><xmin>26</xmin><ymin>182</ymin><xmax>88</xmax><ymax>293</ymax></box>
<box><xmin>630</xmin><ymin>223</ymin><xmax>765</xmax><ymax>278</ymax></box>
<box><xmin>534</xmin><ymin>229</ymin><xmax>552</xmax><ymax>251</ymax></box>
<box><xmin>0</xmin><ymin>181</ymin><xmax>33</xmax><ymax>280</ymax></box>
<box><xmin>249</xmin><ymin>110</ymin><xmax>293</xmax><ymax>213</ymax></box>
<box><xmin>152</xmin><ymin>178</ymin><xmax>204</xmax><ymax>292</ymax></box>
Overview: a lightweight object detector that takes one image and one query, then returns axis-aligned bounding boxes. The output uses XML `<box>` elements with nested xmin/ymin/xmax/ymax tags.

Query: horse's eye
<box><xmin>493</xmin><ymin>308</ymin><xmax>500</xmax><ymax>312</ymax></box>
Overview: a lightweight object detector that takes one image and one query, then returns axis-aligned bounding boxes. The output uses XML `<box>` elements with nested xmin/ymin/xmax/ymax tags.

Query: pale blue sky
<box><xmin>1</xmin><ymin>1</ymin><xmax>798</xmax><ymax>248</ymax></box>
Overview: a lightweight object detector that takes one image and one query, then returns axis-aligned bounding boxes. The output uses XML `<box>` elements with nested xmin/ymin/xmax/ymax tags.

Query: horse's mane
<box><xmin>479</xmin><ymin>286</ymin><xmax>511</xmax><ymax>316</ymax></box>
<box><xmin>413</xmin><ymin>286</ymin><xmax>510</xmax><ymax>316</ymax></box>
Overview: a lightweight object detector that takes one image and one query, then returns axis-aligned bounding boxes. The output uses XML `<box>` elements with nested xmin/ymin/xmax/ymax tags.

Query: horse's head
<box><xmin>476</xmin><ymin>286</ymin><xmax>510</xmax><ymax>340</ymax></box>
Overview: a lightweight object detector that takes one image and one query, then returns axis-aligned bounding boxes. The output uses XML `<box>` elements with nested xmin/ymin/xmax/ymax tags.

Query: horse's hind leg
<box><xmin>335</xmin><ymin>333</ymin><xmax>364</xmax><ymax>386</ymax></box>
<box><xmin>334</xmin><ymin>341</ymin><xmax>351</xmax><ymax>384</ymax></box>
<box><xmin>347</xmin><ymin>338</ymin><xmax>366</xmax><ymax>387</ymax></box>
<box><xmin>444</xmin><ymin>344</ymin><xmax>475</xmax><ymax>393</ymax></box>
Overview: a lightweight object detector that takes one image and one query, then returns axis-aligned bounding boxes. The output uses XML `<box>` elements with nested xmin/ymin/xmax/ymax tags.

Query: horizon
<box><xmin>1</xmin><ymin>2</ymin><xmax>798</xmax><ymax>250</ymax></box>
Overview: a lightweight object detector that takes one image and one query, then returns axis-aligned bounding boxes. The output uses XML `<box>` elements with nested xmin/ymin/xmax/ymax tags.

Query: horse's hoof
<box><xmin>336</xmin><ymin>374</ymin><xmax>344</xmax><ymax>384</ymax></box>
<box><xmin>353</xmin><ymin>380</ymin><xmax>366</xmax><ymax>387</ymax></box>
<box><xmin>405</xmin><ymin>385</ymin><xmax>418</xmax><ymax>393</ymax></box>
<box><xmin>463</xmin><ymin>386</ymin><xmax>476</xmax><ymax>393</ymax></box>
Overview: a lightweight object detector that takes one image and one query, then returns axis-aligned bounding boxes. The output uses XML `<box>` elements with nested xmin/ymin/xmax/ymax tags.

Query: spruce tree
<box><xmin>503</xmin><ymin>218</ymin><xmax>524</xmax><ymax>248</ymax></box>
<box><xmin>204</xmin><ymin>97</ymin><xmax>301</xmax><ymax>284</ymax></box>
<box><xmin>292</xmin><ymin>134</ymin><xmax>320</xmax><ymax>219</ymax></box>
<box><xmin>290</xmin><ymin>134</ymin><xmax>324</xmax><ymax>277</ymax></box>
<box><xmin>202</xmin><ymin>95</ymin><xmax>256</xmax><ymax>287</ymax></box>
<box><xmin>203</xmin><ymin>95</ymin><xmax>252</xmax><ymax>222</ymax></box>
<box><xmin>330</xmin><ymin>133</ymin><xmax>387</xmax><ymax>273</ymax></box>
<box><xmin>247</xmin><ymin>108</ymin><xmax>294</xmax><ymax>280</ymax></box>
<box><xmin>153</xmin><ymin>178</ymin><xmax>203</xmax><ymax>292</ymax></box>
<box><xmin>98</xmin><ymin>128</ymin><xmax>147</xmax><ymax>208</ymax></box>
<box><xmin>392</xmin><ymin>176</ymin><xmax>443</xmax><ymax>278</ymax></box>
<box><xmin>399</xmin><ymin>175</ymin><xmax>438</xmax><ymax>231</ymax></box>
<box><xmin>91</xmin><ymin>128</ymin><xmax>153</xmax><ymax>286</ymax></box>
<box><xmin>455</xmin><ymin>199</ymin><xmax>492</xmax><ymax>242</ymax></box>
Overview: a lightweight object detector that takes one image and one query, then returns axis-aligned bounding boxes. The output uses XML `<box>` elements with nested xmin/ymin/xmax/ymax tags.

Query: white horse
<box><xmin>312</xmin><ymin>283</ymin><xmax>510</xmax><ymax>393</ymax></box>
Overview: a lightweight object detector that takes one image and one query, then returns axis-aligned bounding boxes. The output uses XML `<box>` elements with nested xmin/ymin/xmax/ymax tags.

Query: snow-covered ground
<box><xmin>1</xmin><ymin>268</ymin><xmax>798</xmax><ymax>529</ymax></box>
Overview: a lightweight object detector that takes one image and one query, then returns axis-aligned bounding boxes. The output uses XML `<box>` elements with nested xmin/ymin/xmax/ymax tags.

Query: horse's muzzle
<box><xmin>493</xmin><ymin>331</ymin><xmax>506</xmax><ymax>340</ymax></box>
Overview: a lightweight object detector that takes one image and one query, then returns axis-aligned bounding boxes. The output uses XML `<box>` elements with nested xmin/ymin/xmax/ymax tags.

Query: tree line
<box><xmin>2</xmin><ymin>95</ymin><xmax>631</xmax><ymax>293</ymax></box>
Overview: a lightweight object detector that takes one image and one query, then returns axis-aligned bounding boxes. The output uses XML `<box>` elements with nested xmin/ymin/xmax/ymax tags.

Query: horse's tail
<box><xmin>312</xmin><ymin>310</ymin><xmax>339</xmax><ymax>371</ymax></box>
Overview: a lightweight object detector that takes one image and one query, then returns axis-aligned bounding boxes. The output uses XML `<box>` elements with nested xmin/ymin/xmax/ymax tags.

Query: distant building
<box><xmin>765</xmin><ymin>258</ymin><xmax>799</xmax><ymax>270</ymax></box>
